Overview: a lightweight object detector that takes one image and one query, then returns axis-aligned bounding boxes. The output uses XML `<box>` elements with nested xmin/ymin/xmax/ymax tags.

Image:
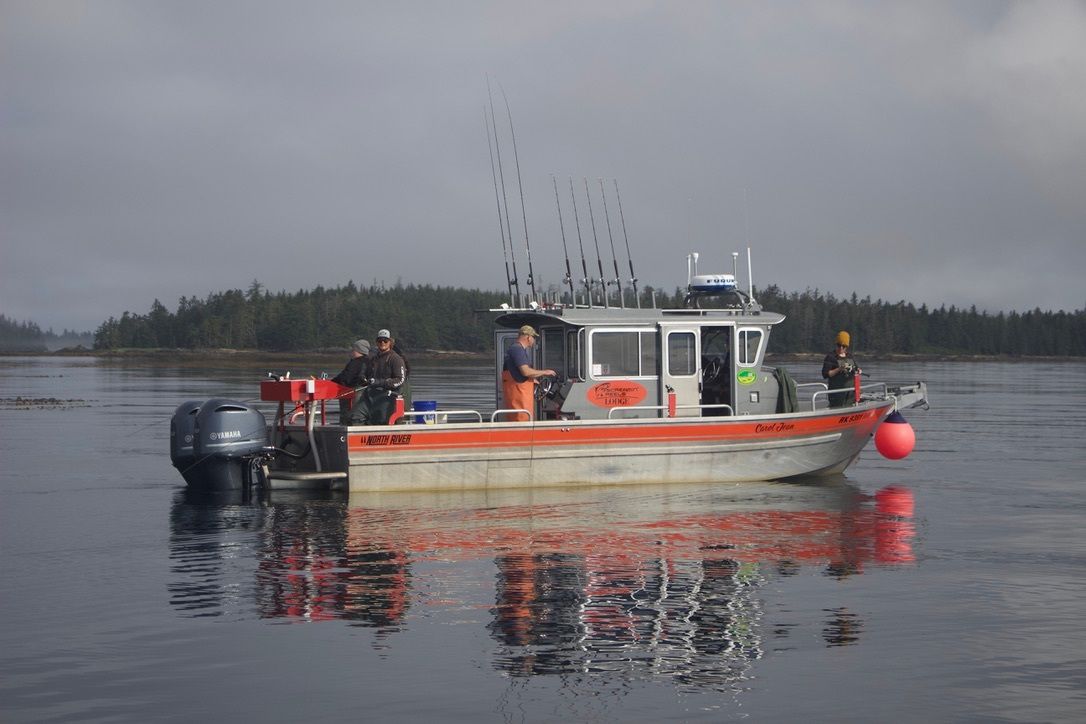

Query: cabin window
<box><xmin>737</xmin><ymin>328</ymin><xmax>764</xmax><ymax>366</ymax></box>
<box><xmin>667</xmin><ymin>332</ymin><xmax>697</xmax><ymax>376</ymax></box>
<box><xmin>640</xmin><ymin>332</ymin><xmax>659</xmax><ymax>376</ymax></box>
<box><xmin>542</xmin><ymin>328</ymin><xmax>564</xmax><ymax>377</ymax></box>
<box><xmin>565</xmin><ymin>329</ymin><xmax>582</xmax><ymax>379</ymax></box>
<box><xmin>590</xmin><ymin>329</ymin><xmax>657</xmax><ymax>378</ymax></box>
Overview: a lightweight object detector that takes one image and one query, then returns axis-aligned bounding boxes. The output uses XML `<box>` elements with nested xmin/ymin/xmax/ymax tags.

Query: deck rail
<box><xmin>809</xmin><ymin>381</ymin><xmax>888</xmax><ymax>408</ymax></box>
<box><xmin>607</xmin><ymin>403</ymin><xmax>734</xmax><ymax>419</ymax></box>
<box><xmin>399</xmin><ymin>409</ymin><xmax>484</xmax><ymax>423</ymax></box>
<box><xmin>491</xmin><ymin>408</ymin><xmax>532</xmax><ymax>422</ymax></box>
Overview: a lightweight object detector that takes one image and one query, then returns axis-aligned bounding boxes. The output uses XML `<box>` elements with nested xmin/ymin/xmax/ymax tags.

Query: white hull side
<box><xmin>269</xmin><ymin>402</ymin><xmax>892</xmax><ymax>492</ymax></box>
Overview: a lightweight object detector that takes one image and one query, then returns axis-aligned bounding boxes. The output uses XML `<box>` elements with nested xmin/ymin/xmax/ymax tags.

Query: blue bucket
<box><xmin>412</xmin><ymin>400</ymin><xmax>438</xmax><ymax>424</ymax></box>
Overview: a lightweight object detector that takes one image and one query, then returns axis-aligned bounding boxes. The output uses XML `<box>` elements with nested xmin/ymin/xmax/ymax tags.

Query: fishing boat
<box><xmin>169</xmin><ymin>252</ymin><xmax>928</xmax><ymax>492</ymax></box>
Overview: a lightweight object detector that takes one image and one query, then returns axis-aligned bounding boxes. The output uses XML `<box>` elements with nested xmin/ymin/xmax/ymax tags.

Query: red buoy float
<box><xmin>875</xmin><ymin>411</ymin><xmax>916</xmax><ymax>460</ymax></box>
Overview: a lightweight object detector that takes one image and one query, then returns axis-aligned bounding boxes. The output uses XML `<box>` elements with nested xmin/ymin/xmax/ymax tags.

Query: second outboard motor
<box><xmin>170</xmin><ymin>400</ymin><xmax>203</xmax><ymax>486</ymax></box>
<box><xmin>189</xmin><ymin>398</ymin><xmax>269</xmax><ymax>490</ymax></box>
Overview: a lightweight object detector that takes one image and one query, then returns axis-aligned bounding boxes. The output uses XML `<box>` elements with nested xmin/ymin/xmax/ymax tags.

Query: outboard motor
<box><xmin>185</xmin><ymin>398</ymin><xmax>269</xmax><ymax>490</ymax></box>
<box><xmin>170</xmin><ymin>400</ymin><xmax>203</xmax><ymax>485</ymax></box>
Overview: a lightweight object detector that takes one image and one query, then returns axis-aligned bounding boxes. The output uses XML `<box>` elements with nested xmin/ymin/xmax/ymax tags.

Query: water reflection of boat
<box><xmin>168</xmin><ymin>482</ymin><xmax>915</xmax><ymax>685</ymax></box>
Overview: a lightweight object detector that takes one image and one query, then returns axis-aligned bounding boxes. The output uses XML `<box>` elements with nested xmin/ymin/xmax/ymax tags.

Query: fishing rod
<box><xmin>568</xmin><ymin>177</ymin><xmax>593</xmax><ymax>307</ymax></box>
<box><xmin>485</xmin><ymin>107</ymin><xmax>514</xmax><ymax>305</ymax></box>
<box><xmin>551</xmin><ymin>175</ymin><xmax>576</xmax><ymax>305</ymax></box>
<box><xmin>583</xmin><ymin>177</ymin><xmax>609</xmax><ymax>308</ymax></box>
<box><xmin>598</xmin><ymin>177</ymin><xmax>625</xmax><ymax>308</ymax></box>
<box><xmin>613</xmin><ymin>179</ymin><xmax>640</xmax><ymax>308</ymax></box>
<box><xmin>487</xmin><ymin>75</ymin><xmax>520</xmax><ymax>305</ymax></box>
<box><xmin>499</xmin><ymin>83</ymin><xmax>537</xmax><ymax>303</ymax></box>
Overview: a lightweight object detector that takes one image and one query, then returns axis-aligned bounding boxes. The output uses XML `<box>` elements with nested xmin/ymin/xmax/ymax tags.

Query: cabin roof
<box><xmin>494</xmin><ymin>305</ymin><xmax>786</xmax><ymax>330</ymax></box>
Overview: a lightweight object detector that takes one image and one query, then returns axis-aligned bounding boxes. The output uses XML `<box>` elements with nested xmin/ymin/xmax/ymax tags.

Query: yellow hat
<box><xmin>835</xmin><ymin>331</ymin><xmax>851</xmax><ymax>347</ymax></box>
<box><xmin>518</xmin><ymin>325</ymin><xmax>539</xmax><ymax>337</ymax></box>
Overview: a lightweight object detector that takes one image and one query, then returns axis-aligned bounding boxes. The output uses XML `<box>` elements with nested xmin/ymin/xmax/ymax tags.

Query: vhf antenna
<box><xmin>599</xmin><ymin>177</ymin><xmax>625</xmax><ymax>308</ymax></box>
<box><xmin>552</xmin><ymin>175</ymin><xmax>576</xmax><ymax>305</ymax></box>
<box><xmin>613</xmin><ymin>179</ymin><xmax>639</xmax><ymax>308</ymax></box>
<box><xmin>569</xmin><ymin>177</ymin><xmax>592</xmax><ymax>307</ymax></box>
<box><xmin>485</xmin><ymin>107</ymin><xmax>514</xmax><ymax>305</ymax></box>
<box><xmin>486</xmin><ymin>75</ymin><xmax>520</xmax><ymax>304</ymax></box>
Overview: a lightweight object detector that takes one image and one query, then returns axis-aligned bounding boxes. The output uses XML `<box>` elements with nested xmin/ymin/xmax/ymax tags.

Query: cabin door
<box><xmin>494</xmin><ymin>330</ymin><xmax>522</xmax><ymax>413</ymax></box>
<box><xmin>658</xmin><ymin>323</ymin><xmax>701</xmax><ymax>417</ymax></box>
<box><xmin>700</xmin><ymin>324</ymin><xmax>733</xmax><ymax>416</ymax></box>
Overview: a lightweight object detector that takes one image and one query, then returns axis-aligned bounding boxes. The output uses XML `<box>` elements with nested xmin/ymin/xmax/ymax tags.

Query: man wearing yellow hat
<box><xmin>501</xmin><ymin>325</ymin><xmax>557</xmax><ymax>421</ymax></box>
<box><xmin>822</xmin><ymin>330</ymin><xmax>863</xmax><ymax>408</ymax></box>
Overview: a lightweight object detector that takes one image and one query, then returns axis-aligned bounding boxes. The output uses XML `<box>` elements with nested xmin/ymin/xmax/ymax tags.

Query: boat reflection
<box><xmin>169</xmin><ymin>481</ymin><xmax>915</xmax><ymax>682</ymax></box>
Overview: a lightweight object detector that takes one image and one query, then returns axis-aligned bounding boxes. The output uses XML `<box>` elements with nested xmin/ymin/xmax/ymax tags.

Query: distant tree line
<box><xmin>88</xmin><ymin>280</ymin><xmax>1086</xmax><ymax>356</ymax></box>
<box><xmin>750</xmin><ymin>286</ymin><xmax>1086</xmax><ymax>356</ymax></box>
<box><xmin>92</xmin><ymin>281</ymin><xmax>504</xmax><ymax>353</ymax></box>
<box><xmin>0</xmin><ymin>314</ymin><xmax>93</xmax><ymax>352</ymax></box>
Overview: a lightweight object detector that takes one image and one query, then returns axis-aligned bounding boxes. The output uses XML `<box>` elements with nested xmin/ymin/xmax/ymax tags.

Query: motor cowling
<box><xmin>169</xmin><ymin>400</ymin><xmax>203</xmax><ymax>485</ymax></box>
<box><xmin>180</xmin><ymin>398</ymin><xmax>268</xmax><ymax>490</ymax></box>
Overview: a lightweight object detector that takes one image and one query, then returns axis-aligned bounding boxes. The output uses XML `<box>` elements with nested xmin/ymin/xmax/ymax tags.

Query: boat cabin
<box><xmin>494</xmin><ymin>303</ymin><xmax>789</xmax><ymax>421</ymax></box>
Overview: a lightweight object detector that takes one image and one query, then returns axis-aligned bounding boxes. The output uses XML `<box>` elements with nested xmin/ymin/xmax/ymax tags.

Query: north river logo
<box><xmin>209</xmin><ymin>430</ymin><xmax>243</xmax><ymax>441</ymax></box>
<box><xmin>736</xmin><ymin>369</ymin><xmax>757</xmax><ymax>385</ymax></box>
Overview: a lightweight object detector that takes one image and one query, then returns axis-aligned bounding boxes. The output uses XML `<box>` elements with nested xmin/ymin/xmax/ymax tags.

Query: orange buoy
<box><xmin>875</xmin><ymin>411</ymin><xmax>916</xmax><ymax>460</ymax></box>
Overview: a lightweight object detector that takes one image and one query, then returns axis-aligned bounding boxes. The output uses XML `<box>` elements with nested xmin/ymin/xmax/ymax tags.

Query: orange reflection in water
<box><xmin>251</xmin><ymin>483</ymin><xmax>914</xmax><ymax>635</ymax></box>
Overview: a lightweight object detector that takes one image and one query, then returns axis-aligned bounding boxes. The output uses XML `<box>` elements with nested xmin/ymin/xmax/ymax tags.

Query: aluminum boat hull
<box><xmin>268</xmin><ymin>398</ymin><xmax>897</xmax><ymax>493</ymax></box>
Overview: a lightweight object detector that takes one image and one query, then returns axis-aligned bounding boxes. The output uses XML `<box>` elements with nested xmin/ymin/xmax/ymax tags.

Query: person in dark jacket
<box><xmin>331</xmin><ymin>339</ymin><xmax>372</xmax><ymax>424</ymax></box>
<box><xmin>822</xmin><ymin>330</ymin><xmax>862</xmax><ymax>408</ymax></box>
<box><xmin>350</xmin><ymin>329</ymin><xmax>407</xmax><ymax>425</ymax></box>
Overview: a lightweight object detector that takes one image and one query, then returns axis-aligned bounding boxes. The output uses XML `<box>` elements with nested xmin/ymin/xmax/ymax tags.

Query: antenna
<box><xmin>583</xmin><ymin>177</ymin><xmax>609</xmax><ymax>308</ymax></box>
<box><xmin>747</xmin><ymin>247</ymin><xmax>756</xmax><ymax>304</ymax></box>
<box><xmin>551</xmin><ymin>175</ymin><xmax>576</xmax><ymax>305</ymax></box>
<box><xmin>486</xmin><ymin>76</ymin><xmax>520</xmax><ymax>304</ymax></box>
<box><xmin>598</xmin><ymin>178</ymin><xmax>625</xmax><ymax>308</ymax></box>
<box><xmin>485</xmin><ymin>107</ymin><xmax>514</xmax><ymax>305</ymax></box>
<box><xmin>687</xmin><ymin>252</ymin><xmax>699</xmax><ymax>285</ymax></box>
<box><xmin>568</xmin><ymin>177</ymin><xmax>592</xmax><ymax>307</ymax></box>
<box><xmin>613</xmin><ymin>179</ymin><xmax>639</xmax><ymax>308</ymax></box>
<box><xmin>499</xmin><ymin>84</ymin><xmax>536</xmax><ymax>302</ymax></box>
<box><xmin>743</xmin><ymin>186</ymin><xmax>750</xmax><ymax>252</ymax></box>
<box><xmin>731</xmin><ymin>251</ymin><xmax>739</xmax><ymax>279</ymax></box>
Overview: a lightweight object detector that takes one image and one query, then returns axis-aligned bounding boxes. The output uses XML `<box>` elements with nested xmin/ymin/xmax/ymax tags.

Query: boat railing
<box><xmin>809</xmin><ymin>381</ymin><xmax>888</xmax><ymax>409</ymax></box>
<box><xmin>491</xmin><ymin>408</ymin><xmax>532</xmax><ymax>422</ymax></box>
<box><xmin>400</xmin><ymin>409</ymin><xmax>484</xmax><ymax>424</ymax></box>
<box><xmin>607</xmin><ymin>403</ymin><xmax>734</xmax><ymax>419</ymax></box>
<box><xmin>796</xmin><ymin>382</ymin><xmax>826</xmax><ymax>411</ymax></box>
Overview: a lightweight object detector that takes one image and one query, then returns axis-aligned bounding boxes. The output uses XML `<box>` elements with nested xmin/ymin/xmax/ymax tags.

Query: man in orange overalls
<box><xmin>501</xmin><ymin>325</ymin><xmax>556</xmax><ymax>421</ymax></box>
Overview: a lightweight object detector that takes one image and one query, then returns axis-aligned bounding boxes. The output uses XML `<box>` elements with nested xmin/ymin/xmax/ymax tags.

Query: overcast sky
<box><xmin>3</xmin><ymin>1</ymin><xmax>1085</xmax><ymax>333</ymax></box>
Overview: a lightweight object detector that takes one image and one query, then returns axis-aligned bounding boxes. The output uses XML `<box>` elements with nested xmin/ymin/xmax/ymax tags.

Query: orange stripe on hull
<box><xmin>347</xmin><ymin>405</ymin><xmax>888</xmax><ymax>454</ymax></box>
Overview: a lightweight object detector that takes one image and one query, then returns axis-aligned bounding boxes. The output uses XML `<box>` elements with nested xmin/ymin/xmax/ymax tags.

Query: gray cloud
<box><xmin>3</xmin><ymin>1</ymin><xmax>1084</xmax><ymax>333</ymax></box>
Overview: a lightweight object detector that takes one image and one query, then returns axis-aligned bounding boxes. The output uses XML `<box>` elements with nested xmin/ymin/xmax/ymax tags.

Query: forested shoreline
<box><xmin>5</xmin><ymin>280</ymin><xmax>1084</xmax><ymax>357</ymax></box>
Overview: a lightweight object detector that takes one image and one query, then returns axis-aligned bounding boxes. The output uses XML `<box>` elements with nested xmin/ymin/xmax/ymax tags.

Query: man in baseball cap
<box><xmin>501</xmin><ymin>325</ymin><xmax>556</xmax><ymax>421</ymax></box>
<box><xmin>345</xmin><ymin>328</ymin><xmax>407</xmax><ymax>424</ymax></box>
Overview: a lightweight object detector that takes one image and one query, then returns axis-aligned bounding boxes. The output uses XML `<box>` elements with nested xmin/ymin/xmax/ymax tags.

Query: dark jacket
<box><xmin>331</xmin><ymin>355</ymin><xmax>370</xmax><ymax>388</ymax></box>
<box><xmin>822</xmin><ymin>352</ymin><xmax>858</xmax><ymax>390</ymax></box>
<box><xmin>370</xmin><ymin>349</ymin><xmax>407</xmax><ymax>391</ymax></box>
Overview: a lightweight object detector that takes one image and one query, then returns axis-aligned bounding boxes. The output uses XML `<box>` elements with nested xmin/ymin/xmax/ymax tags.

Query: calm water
<box><xmin>1</xmin><ymin>357</ymin><xmax>1084</xmax><ymax>722</ymax></box>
